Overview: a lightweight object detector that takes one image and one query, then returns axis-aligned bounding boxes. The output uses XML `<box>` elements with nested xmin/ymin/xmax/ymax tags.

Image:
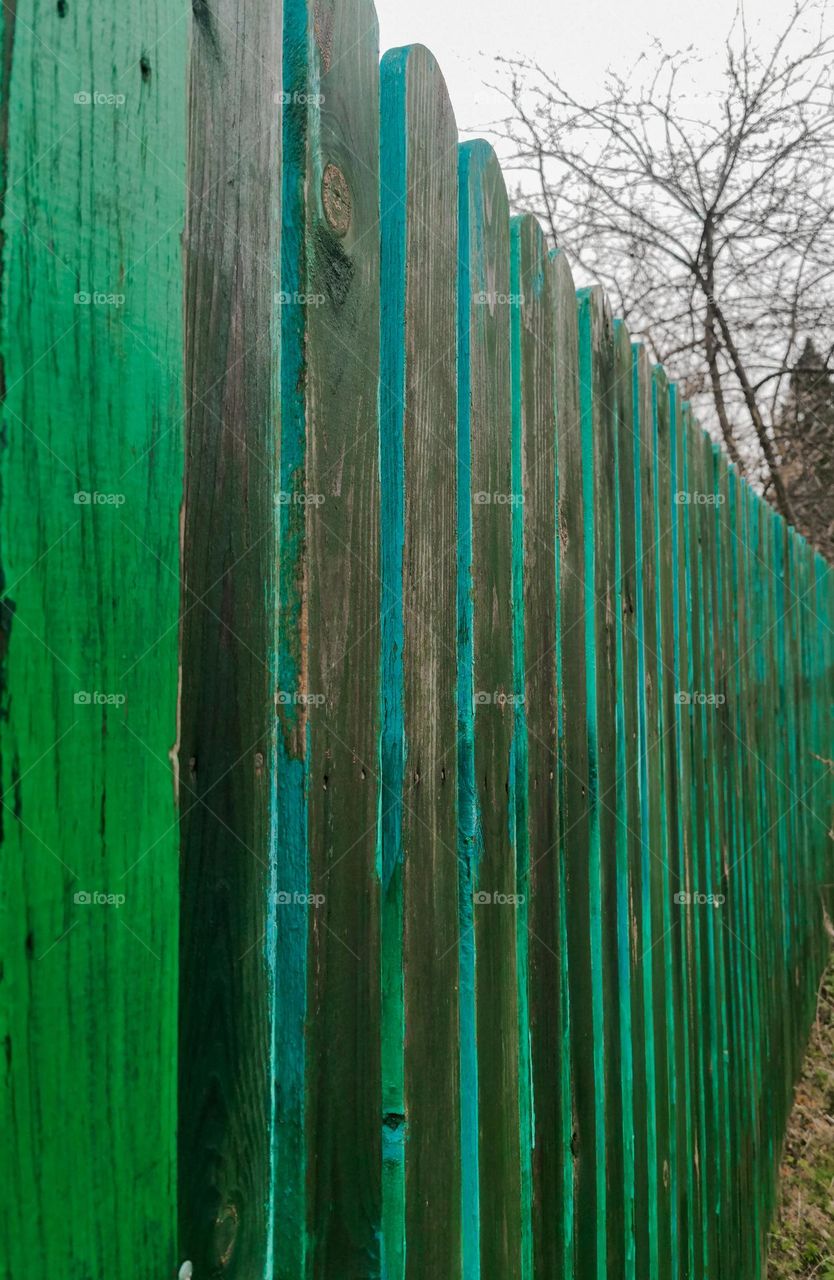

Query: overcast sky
<box><xmin>375</xmin><ymin>0</ymin><xmax>831</xmax><ymax>146</ymax></box>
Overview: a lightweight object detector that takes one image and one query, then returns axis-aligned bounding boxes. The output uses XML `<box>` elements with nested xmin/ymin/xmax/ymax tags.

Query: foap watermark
<box><xmin>73</xmin><ymin>890</ymin><xmax>126</xmax><ymax>907</ymax></box>
<box><xmin>275</xmin><ymin>890</ymin><xmax>326</xmax><ymax>907</ymax></box>
<box><xmin>74</xmin><ymin>291</ymin><xmax>125</xmax><ymax>307</ymax></box>
<box><xmin>275</xmin><ymin>290</ymin><xmax>326</xmax><ymax>308</ymax></box>
<box><xmin>674</xmin><ymin>491</ymin><xmax>725</xmax><ymax>506</ymax></box>
<box><xmin>473</xmin><ymin>290</ymin><xmax>525</xmax><ymax>306</ymax></box>
<box><xmin>274</xmin><ymin>90</ymin><xmax>326</xmax><ymax>106</ymax></box>
<box><xmin>74</xmin><ymin>90</ymin><xmax>126</xmax><ymax>108</ymax></box>
<box><xmin>675</xmin><ymin>691</ymin><xmax>726</xmax><ymax>706</ymax></box>
<box><xmin>475</xmin><ymin>690</ymin><xmax>525</xmax><ymax>708</ymax></box>
<box><xmin>74</xmin><ymin>490</ymin><xmax>126</xmax><ymax>506</ymax></box>
<box><xmin>474</xmin><ymin>491</ymin><xmax>524</xmax><ymax>507</ymax></box>
<box><xmin>474</xmin><ymin>891</ymin><xmax>526</xmax><ymax>906</ymax></box>
<box><xmin>276</xmin><ymin>691</ymin><xmax>325</xmax><ymax>707</ymax></box>
<box><xmin>674</xmin><ymin>891</ymin><xmax>725</xmax><ymax>909</ymax></box>
<box><xmin>74</xmin><ymin>690</ymin><xmax>126</xmax><ymax>707</ymax></box>
<box><xmin>277</xmin><ymin>490</ymin><xmax>325</xmax><ymax>507</ymax></box>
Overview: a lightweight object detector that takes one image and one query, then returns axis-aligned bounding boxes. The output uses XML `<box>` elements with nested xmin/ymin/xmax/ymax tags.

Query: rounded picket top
<box><xmin>380</xmin><ymin>42</ymin><xmax>458</xmax><ymax>159</ymax></box>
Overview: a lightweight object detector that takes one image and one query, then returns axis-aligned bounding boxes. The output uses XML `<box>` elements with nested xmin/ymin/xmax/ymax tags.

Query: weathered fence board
<box><xmin>512</xmin><ymin>212</ymin><xmax>560</xmax><ymax>1280</ymax></box>
<box><xmin>380</xmin><ymin>43</ymin><xmax>461</xmax><ymax>1279</ymax></box>
<box><xmin>458</xmin><ymin>140</ymin><xmax>521</xmax><ymax>1280</ymax></box>
<box><xmin>177</xmin><ymin>0</ymin><xmax>282</xmax><ymax>1272</ymax></box>
<box><xmin>0</xmin><ymin>4</ymin><xmax>187</xmax><ymax>1274</ymax></box>
<box><xmin>280</xmin><ymin>2</ymin><xmax>383</xmax><ymax>1273</ymax></box>
<box><xmin>3</xmin><ymin>5</ymin><xmax>834</xmax><ymax>1278</ymax></box>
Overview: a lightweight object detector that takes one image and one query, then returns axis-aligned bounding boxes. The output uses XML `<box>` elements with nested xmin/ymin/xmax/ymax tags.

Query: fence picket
<box><xmin>380</xmin><ymin>44</ymin><xmax>461</xmax><ymax>1278</ymax></box>
<box><xmin>0</xmin><ymin>5</ymin><xmax>188</xmax><ymax>1273</ymax></box>
<box><xmin>457</xmin><ymin>139</ymin><xmax>520</xmax><ymax>1280</ymax></box>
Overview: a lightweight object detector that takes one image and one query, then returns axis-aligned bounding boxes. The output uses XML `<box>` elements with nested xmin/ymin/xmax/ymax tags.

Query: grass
<box><xmin>768</xmin><ymin>950</ymin><xmax>834</xmax><ymax>1279</ymax></box>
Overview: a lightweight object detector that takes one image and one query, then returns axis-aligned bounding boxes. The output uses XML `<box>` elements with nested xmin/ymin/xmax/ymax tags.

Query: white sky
<box><xmin>375</xmin><ymin>0</ymin><xmax>831</xmax><ymax>145</ymax></box>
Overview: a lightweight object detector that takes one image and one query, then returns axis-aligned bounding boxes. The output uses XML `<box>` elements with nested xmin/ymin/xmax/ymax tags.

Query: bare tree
<box><xmin>494</xmin><ymin>1</ymin><xmax>834</xmax><ymax>538</ymax></box>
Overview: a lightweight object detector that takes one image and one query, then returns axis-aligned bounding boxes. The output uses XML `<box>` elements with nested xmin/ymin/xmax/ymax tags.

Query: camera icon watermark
<box><xmin>474</xmin><ymin>891</ymin><xmax>526</xmax><ymax>906</ymax></box>
<box><xmin>73</xmin><ymin>890</ymin><xmax>126</xmax><ymax>907</ymax></box>
<box><xmin>74</xmin><ymin>90</ymin><xmax>126</xmax><ymax>107</ymax></box>
<box><xmin>275</xmin><ymin>890</ymin><xmax>326</xmax><ymax>907</ymax></box>
<box><xmin>474</xmin><ymin>492</ymin><xmax>524</xmax><ymax>506</ymax></box>
<box><xmin>277</xmin><ymin>490</ymin><xmax>325</xmax><ymax>506</ymax></box>
<box><xmin>674</xmin><ymin>891</ymin><xmax>725</xmax><ymax>909</ymax></box>
<box><xmin>74</xmin><ymin>491</ymin><xmax>126</xmax><ymax>506</ymax></box>
<box><xmin>74</xmin><ymin>291</ymin><xmax>125</xmax><ymax>307</ymax></box>
<box><xmin>474</xmin><ymin>690</ymin><xmax>525</xmax><ymax>708</ymax></box>
<box><xmin>74</xmin><ymin>690</ymin><xmax>126</xmax><ymax>707</ymax></box>
<box><xmin>276</xmin><ymin>691</ymin><xmax>325</xmax><ymax>707</ymax></box>
<box><xmin>675</xmin><ymin>690</ymin><xmax>726</xmax><ymax>706</ymax></box>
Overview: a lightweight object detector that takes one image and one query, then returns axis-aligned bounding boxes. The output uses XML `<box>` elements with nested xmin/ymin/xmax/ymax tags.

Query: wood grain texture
<box><xmin>631</xmin><ymin>343</ymin><xmax>662</xmax><ymax>1280</ymax></box>
<box><xmin>458</xmin><ymin>141</ymin><xmax>521</xmax><ymax>1280</ymax></box>
<box><xmin>0</xmin><ymin>3</ymin><xmax>186</xmax><ymax>1274</ymax></box>
<box><xmin>651</xmin><ymin>365</ymin><xmax>680</xmax><ymax>1280</ymax></box>
<box><xmin>178</xmin><ymin>0</ymin><xmax>282</xmax><ymax>1273</ymax></box>
<box><xmin>576</xmin><ymin>285</ymin><xmax>616</xmax><ymax>1280</ymax></box>
<box><xmin>380</xmin><ymin>43</ymin><xmax>461</xmax><ymax>1280</ymax></box>
<box><xmin>550</xmin><ymin>249</ymin><xmax>578</xmax><ymax>1280</ymax></box>
<box><xmin>613</xmin><ymin>318</ymin><xmax>638</xmax><ymax>1280</ymax></box>
<box><xmin>556</xmin><ymin>265</ymin><xmax>592</xmax><ymax>1280</ymax></box>
<box><xmin>281</xmin><ymin>2</ymin><xmax>382</xmax><ymax>1274</ymax></box>
<box><xmin>512</xmin><ymin>212</ymin><xmax>559</xmax><ymax>1280</ymax></box>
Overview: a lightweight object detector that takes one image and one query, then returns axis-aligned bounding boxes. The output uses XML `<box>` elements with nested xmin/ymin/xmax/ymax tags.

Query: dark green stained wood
<box><xmin>458</xmin><ymin>141</ymin><xmax>521</xmax><ymax>1280</ymax></box>
<box><xmin>576</xmin><ymin>285</ymin><xmax>621</xmax><ymax>1280</ymax></box>
<box><xmin>556</xmin><ymin>254</ymin><xmax>596</xmax><ymax>1280</ymax></box>
<box><xmin>380</xmin><ymin>44</ymin><xmax>461</xmax><ymax>1280</ymax></box>
<box><xmin>613</xmin><ymin>318</ymin><xmax>639</xmax><ymax>1280</ymax></box>
<box><xmin>631</xmin><ymin>343</ymin><xmax>662</xmax><ymax>1280</ymax></box>
<box><xmin>550</xmin><ymin>247</ymin><xmax>580</xmax><ymax>1280</ymax></box>
<box><xmin>0</xmin><ymin>3</ymin><xmax>186</xmax><ymax>1274</ymax></box>
<box><xmin>178</xmin><ymin>0</ymin><xmax>282</xmax><ymax>1274</ymax></box>
<box><xmin>280</xmin><ymin>3</ymin><xmax>382</xmax><ymax>1274</ymax></box>
<box><xmin>650</xmin><ymin>365</ymin><xmax>680</xmax><ymax>1280</ymax></box>
<box><xmin>668</xmin><ymin>386</ymin><xmax>695</xmax><ymax>1280</ymax></box>
<box><xmin>511</xmin><ymin>212</ymin><xmax>564</xmax><ymax>1280</ymax></box>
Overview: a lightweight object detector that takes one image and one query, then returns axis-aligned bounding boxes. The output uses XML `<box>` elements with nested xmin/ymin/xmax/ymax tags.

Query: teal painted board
<box><xmin>650</xmin><ymin>364</ymin><xmax>680</xmax><ymax>1280</ymax></box>
<box><xmin>512</xmin><ymin>212</ymin><xmax>562</xmax><ymax>1280</ymax></box>
<box><xmin>280</xmin><ymin>2</ymin><xmax>383</xmax><ymax>1273</ymax></box>
<box><xmin>631</xmin><ymin>342</ymin><xmax>661</xmax><ymax>1280</ymax></box>
<box><xmin>556</xmin><ymin>256</ymin><xmax>594</xmax><ymax>1280</ymax></box>
<box><xmin>0</xmin><ymin>3</ymin><xmax>186</xmax><ymax>1274</ymax></box>
<box><xmin>457</xmin><ymin>139</ymin><xmax>521</xmax><ymax>1280</ymax></box>
<box><xmin>576</xmin><ymin>284</ymin><xmax>620</xmax><ymax>1280</ymax></box>
<box><xmin>178</xmin><ymin>0</ymin><xmax>282</xmax><ymax>1273</ymax></box>
<box><xmin>613</xmin><ymin>318</ymin><xmax>639</xmax><ymax>1280</ymax></box>
<box><xmin>380</xmin><ymin>43</ymin><xmax>461</xmax><ymax>1279</ymax></box>
<box><xmin>551</xmin><ymin>247</ymin><xmax>580</xmax><ymax>1280</ymax></box>
<box><xmin>669</xmin><ymin>387</ymin><xmax>696</xmax><ymax>1280</ymax></box>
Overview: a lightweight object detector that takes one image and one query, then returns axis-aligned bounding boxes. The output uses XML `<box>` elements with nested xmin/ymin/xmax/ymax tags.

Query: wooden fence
<box><xmin>1</xmin><ymin>1</ymin><xmax>832</xmax><ymax>1277</ymax></box>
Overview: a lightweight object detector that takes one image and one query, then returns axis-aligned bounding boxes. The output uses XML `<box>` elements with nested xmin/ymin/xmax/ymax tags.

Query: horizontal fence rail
<box><xmin>1</xmin><ymin>1</ymin><xmax>832</xmax><ymax>1277</ymax></box>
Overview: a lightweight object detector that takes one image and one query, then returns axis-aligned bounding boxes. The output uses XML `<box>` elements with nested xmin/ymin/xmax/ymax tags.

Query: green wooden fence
<box><xmin>1</xmin><ymin>1</ymin><xmax>832</xmax><ymax>1277</ymax></box>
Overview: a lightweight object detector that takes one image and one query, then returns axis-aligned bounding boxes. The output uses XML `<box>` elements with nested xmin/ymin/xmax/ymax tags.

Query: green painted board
<box><xmin>380</xmin><ymin>43</ymin><xmax>461</xmax><ymax>1279</ymax></box>
<box><xmin>613</xmin><ymin>318</ymin><xmax>640</xmax><ymax>1280</ymax></box>
<box><xmin>558</xmin><ymin>280</ymin><xmax>596</xmax><ymax>1280</ymax></box>
<box><xmin>178</xmin><ymin>0</ymin><xmax>282</xmax><ymax>1273</ymax></box>
<box><xmin>280</xmin><ymin>2</ymin><xmax>383</xmax><ymax>1274</ymax></box>
<box><xmin>458</xmin><ymin>140</ymin><xmax>521</xmax><ymax>1280</ymax></box>
<box><xmin>512</xmin><ymin>212</ymin><xmax>562</xmax><ymax>1280</ymax></box>
<box><xmin>551</xmin><ymin>247</ymin><xmax>580</xmax><ymax>1280</ymax></box>
<box><xmin>650</xmin><ymin>364</ymin><xmax>679</xmax><ymax>1280</ymax></box>
<box><xmin>576</xmin><ymin>284</ymin><xmax>620</xmax><ymax>1280</ymax></box>
<box><xmin>0</xmin><ymin>4</ymin><xmax>186</xmax><ymax>1274</ymax></box>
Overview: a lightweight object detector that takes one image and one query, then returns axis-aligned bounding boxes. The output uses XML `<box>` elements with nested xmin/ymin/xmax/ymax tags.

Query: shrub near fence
<box><xmin>0</xmin><ymin>0</ymin><xmax>832</xmax><ymax>1277</ymax></box>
